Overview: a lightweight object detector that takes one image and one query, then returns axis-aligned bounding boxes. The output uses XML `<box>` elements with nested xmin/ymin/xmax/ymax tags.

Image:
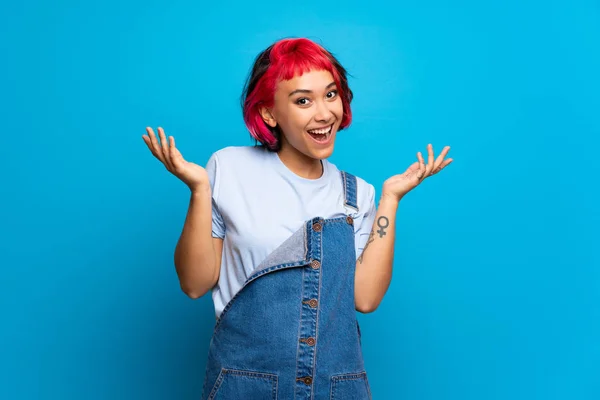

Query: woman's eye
<box><xmin>296</xmin><ymin>98</ymin><xmax>310</xmax><ymax>105</ymax></box>
<box><xmin>327</xmin><ymin>90</ymin><xmax>338</xmax><ymax>99</ymax></box>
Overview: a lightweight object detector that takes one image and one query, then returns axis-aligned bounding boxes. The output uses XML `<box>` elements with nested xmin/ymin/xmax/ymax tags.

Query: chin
<box><xmin>311</xmin><ymin>144</ymin><xmax>335</xmax><ymax>160</ymax></box>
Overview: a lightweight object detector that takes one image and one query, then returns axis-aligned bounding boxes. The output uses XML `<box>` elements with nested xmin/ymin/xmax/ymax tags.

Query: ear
<box><xmin>259</xmin><ymin>106</ymin><xmax>277</xmax><ymax>128</ymax></box>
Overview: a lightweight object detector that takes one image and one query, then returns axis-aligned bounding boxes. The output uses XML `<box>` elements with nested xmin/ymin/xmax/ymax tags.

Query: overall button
<box><xmin>297</xmin><ymin>376</ymin><xmax>313</xmax><ymax>385</ymax></box>
<box><xmin>300</xmin><ymin>337</ymin><xmax>316</xmax><ymax>346</ymax></box>
<box><xmin>303</xmin><ymin>299</ymin><xmax>318</xmax><ymax>308</ymax></box>
<box><xmin>310</xmin><ymin>260</ymin><xmax>321</xmax><ymax>269</ymax></box>
<box><xmin>312</xmin><ymin>222</ymin><xmax>322</xmax><ymax>232</ymax></box>
<box><xmin>346</xmin><ymin>216</ymin><xmax>354</xmax><ymax>225</ymax></box>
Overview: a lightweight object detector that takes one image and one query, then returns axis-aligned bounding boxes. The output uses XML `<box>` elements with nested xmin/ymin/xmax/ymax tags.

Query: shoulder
<box><xmin>355</xmin><ymin>175</ymin><xmax>376</xmax><ymax>212</ymax></box>
<box><xmin>206</xmin><ymin>146</ymin><xmax>265</xmax><ymax>197</ymax></box>
<box><xmin>209</xmin><ymin>145</ymin><xmax>266</xmax><ymax>163</ymax></box>
<box><xmin>206</xmin><ymin>146</ymin><xmax>271</xmax><ymax>193</ymax></box>
<box><xmin>206</xmin><ymin>146</ymin><xmax>269</xmax><ymax>175</ymax></box>
<box><xmin>357</xmin><ymin>175</ymin><xmax>375</xmax><ymax>194</ymax></box>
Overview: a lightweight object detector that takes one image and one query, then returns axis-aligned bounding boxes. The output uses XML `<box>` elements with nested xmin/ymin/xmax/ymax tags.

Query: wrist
<box><xmin>378</xmin><ymin>193</ymin><xmax>401</xmax><ymax>210</ymax></box>
<box><xmin>190</xmin><ymin>183</ymin><xmax>211</xmax><ymax>196</ymax></box>
<box><xmin>380</xmin><ymin>191</ymin><xmax>402</xmax><ymax>205</ymax></box>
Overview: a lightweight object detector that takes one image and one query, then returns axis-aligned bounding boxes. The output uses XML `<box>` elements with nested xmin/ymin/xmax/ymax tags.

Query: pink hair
<box><xmin>242</xmin><ymin>38</ymin><xmax>353</xmax><ymax>150</ymax></box>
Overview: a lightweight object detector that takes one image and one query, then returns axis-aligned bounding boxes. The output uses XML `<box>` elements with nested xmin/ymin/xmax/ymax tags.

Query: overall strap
<box><xmin>340</xmin><ymin>171</ymin><xmax>359</xmax><ymax>212</ymax></box>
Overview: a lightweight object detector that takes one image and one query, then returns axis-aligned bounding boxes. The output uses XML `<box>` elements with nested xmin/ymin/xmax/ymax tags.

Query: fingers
<box><xmin>157</xmin><ymin>127</ymin><xmax>174</xmax><ymax>170</ymax></box>
<box><xmin>416</xmin><ymin>151</ymin><xmax>426</xmax><ymax>179</ymax></box>
<box><xmin>417</xmin><ymin>144</ymin><xmax>452</xmax><ymax>178</ymax></box>
<box><xmin>431</xmin><ymin>146</ymin><xmax>452</xmax><ymax>175</ymax></box>
<box><xmin>143</xmin><ymin>127</ymin><xmax>181</xmax><ymax>171</ymax></box>
<box><xmin>143</xmin><ymin>127</ymin><xmax>167</xmax><ymax>165</ymax></box>
<box><xmin>169</xmin><ymin>136</ymin><xmax>186</xmax><ymax>172</ymax></box>
<box><xmin>436</xmin><ymin>158</ymin><xmax>453</xmax><ymax>172</ymax></box>
<box><xmin>425</xmin><ymin>144</ymin><xmax>435</xmax><ymax>176</ymax></box>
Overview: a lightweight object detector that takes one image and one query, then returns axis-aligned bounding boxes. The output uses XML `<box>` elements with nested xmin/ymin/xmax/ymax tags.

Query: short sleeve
<box><xmin>205</xmin><ymin>152</ymin><xmax>226</xmax><ymax>239</ymax></box>
<box><xmin>355</xmin><ymin>183</ymin><xmax>376</xmax><ymax>259</ymax></box>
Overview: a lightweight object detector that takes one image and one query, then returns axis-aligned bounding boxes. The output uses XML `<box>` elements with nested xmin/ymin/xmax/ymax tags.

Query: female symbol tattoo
<box><xmin>358</xmin><ymin>216</ymin><xmax>390</xmax><ymax>264</ymax></box>
<box><xmin>376</xmin><ymin>216</ymin><xmax>389</xmax><ymax>238</ymax></box>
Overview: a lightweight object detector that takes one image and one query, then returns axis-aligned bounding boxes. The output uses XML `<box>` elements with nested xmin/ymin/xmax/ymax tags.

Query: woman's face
<box><xmin>262</xmin><ymin>69</ymin><xmax>344</xmax><ymax>160</ymax></box>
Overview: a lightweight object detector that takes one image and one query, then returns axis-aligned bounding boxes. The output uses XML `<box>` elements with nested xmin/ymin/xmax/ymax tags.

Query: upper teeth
<box><xmin>308</xmin><ymin>126</ymin><xmax>331</xmax><ymax>135</ymax></box>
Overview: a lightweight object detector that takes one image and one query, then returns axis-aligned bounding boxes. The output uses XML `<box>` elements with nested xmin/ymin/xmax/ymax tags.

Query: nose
<box><xmin>314</xmin><ymin>100</ymin><xmax>334</xmax><ymax>123</ymax></box>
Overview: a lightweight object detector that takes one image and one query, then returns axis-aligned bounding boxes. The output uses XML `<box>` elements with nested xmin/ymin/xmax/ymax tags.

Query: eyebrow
<box><xmin>288</xmin><ymin>81</ymin><xmax>337</xmax><ymax>97</ymax></box>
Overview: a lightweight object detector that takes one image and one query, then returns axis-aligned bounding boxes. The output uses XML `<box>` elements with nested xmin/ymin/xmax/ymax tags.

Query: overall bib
<box><xmin>201</xmin><ymin>171</ymin><xmax>372</xmax><ymax>400</ymax></box>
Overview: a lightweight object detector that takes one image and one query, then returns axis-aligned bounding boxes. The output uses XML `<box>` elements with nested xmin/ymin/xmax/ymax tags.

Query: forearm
<box><xmin>354</xmin><ymin>195</ymin><xmax>399</xmax><ymax>313</ymax></box>
<box><xmin>174</xmin><ymin>186</ymin><xmax>218</xmax><ymax>298</ymax></box>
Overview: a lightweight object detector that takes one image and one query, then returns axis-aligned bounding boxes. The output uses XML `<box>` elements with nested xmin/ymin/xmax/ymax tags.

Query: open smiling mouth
<box><xmin>306</xmin><ymin>124</ymin><xmax>334</xmax><ymax>144</ymax></box>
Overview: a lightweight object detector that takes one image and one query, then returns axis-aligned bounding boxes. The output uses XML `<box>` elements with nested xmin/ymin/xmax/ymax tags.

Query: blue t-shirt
<box><xmin>205</xmin><ymin>145</ymin><xmax>376</xmax><ymax>318</ymax></box>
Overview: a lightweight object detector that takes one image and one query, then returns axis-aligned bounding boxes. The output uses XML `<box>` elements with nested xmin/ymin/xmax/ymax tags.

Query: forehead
<box><xmin>276</xmin><ymin>69</ymin><xmax>335</xmax><ymax>91</ymax></box>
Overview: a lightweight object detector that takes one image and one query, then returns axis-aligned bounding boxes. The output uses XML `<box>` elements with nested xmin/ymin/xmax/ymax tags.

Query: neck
<box><xmin>277</xmin><ymin>143</ymin><xmax>323</xmax><ymax>180</ymax></box>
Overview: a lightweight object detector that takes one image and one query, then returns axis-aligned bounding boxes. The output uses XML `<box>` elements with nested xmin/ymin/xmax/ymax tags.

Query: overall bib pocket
<box><xmin>207</xmin><ymin>368</ymin><xmax>278</xmax><ymax>400</ymax></box>
<box><xmin>329</xmin><ymin>371</ymin><xmax>372</xmax><ymax>400</ymax></box>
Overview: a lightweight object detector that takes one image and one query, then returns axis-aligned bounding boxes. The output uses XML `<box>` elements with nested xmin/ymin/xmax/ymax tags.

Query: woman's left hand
<box><xmin>382</xmin><ymin>144</ymin><xmax>453</xmax><ymax>202</ymax></box>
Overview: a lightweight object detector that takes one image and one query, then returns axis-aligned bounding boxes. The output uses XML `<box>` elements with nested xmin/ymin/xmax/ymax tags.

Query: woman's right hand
<box><xmin>142</xmin><ymin>127</ymin><xmax>210</xmax><ymax>193</ymax></box>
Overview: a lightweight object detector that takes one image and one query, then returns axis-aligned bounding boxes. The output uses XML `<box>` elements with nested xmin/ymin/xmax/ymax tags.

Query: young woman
<box><xmin>142</xmin><ymin>37</ymin><xmax>452</xmax><ymax>400</ymax></box>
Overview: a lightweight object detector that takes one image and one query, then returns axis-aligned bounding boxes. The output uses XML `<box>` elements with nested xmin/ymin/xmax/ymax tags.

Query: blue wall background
<box><xmin>2</xmin><ymin>1</ymin><xmax>598</xmax><ymax>399</ymax></box>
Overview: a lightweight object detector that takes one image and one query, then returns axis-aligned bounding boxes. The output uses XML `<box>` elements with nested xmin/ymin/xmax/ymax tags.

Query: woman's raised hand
<box><xmin>142</xmin><ymin>127</ymin><xmax>210</xmax><ymax>192</ymax></box>
<box><xmin>381</xmin><ymin>144</ymin><xmax>453</xmax><ymax>202</ymax></box>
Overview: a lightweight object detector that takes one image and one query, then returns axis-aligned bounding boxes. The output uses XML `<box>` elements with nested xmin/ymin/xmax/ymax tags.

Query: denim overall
<box><xmin>201</xmin><ymin>171</ymin><xmax>372</xmax><ymax>400</ymax></box>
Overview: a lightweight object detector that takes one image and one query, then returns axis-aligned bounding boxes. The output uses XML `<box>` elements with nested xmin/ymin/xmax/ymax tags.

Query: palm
<box><xmin>142</xmin><ymin>127</ymin><xmax>210</xmax><ymax>192</ymax></box>
<box><xmin>383</xmin><ymin>144</ymin><xmax>453</xmax><ymax>201</ymax></box>
<box><xmin>383</xmin><ymin>162</ymin><xmax>422</xmax><ymax>195</ymax></box>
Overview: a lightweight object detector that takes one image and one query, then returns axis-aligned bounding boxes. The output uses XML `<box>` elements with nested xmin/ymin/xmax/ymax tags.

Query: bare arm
<box><xmin>174</xmin><ymin>186</ymin><xmax>223</xmax><ymax>299</ymax></box>
<box><xmin>142</xmin><ymin>126</ymin><xmax>224</xmax><ymax>299</ymax></box>
<box><xmin>354</xmin><ymin>196</ymin><xmax>397</xmax><ymax>313</ymax></box>
<box><xmin>353</xmin><ymin>144</ymin><xmax>453</xmax><ymax>313</ymax></box>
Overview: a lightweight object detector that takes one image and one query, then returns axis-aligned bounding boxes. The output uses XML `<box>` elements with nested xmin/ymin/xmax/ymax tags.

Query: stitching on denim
<box><xmin>304</xmin><ymin>220</ymin><xmax>308</xmax><ymax>261</ymax></box>
<box><xmin>295</xmin><ymin>220</ymin><xmax>309</xmax><ymax>400</ymax></box>
<box><xmin>364</xmin><ymin>373</ymin><xmax>372</xmax><ymax>400</ymax></box>
<box><xmin>325</xmin><ymin>218</ymin><xmax>349</xmax><ymax>225</ymax></box>
<box><xmin>223</xmin><ymin>368</ymin><xmax>278</xmax><ymax>379</ymax></box>
<box><xmin>341</xmin><ymin>170</ymin><xmax>359</xmax><ymax>212</ymax></box>
<box><xmin>330</xmin><ymin>378</ymin><xmax>335</xmax><ymax>400</ymax></box>
<box><xmin>341</xmin><ymin>170</ymin><xmax>347</xmax><ymax>206</ymax></box>
<box><xmin>329</xmin><ymin>372</ymin><xmax>369</xmax><ymax>400</ymax></box>
<box><xmin>294</xmin><ymin>263</ymin><xmax>306</xmax><ymax>400</ymax></box>
<box><xmin>311</xmin><ymin>226</ymin><xmax>323</xmax><ymax>400</ymax></box>
<box><xmin>331</xmin><ymin>371</ymin><xmax>367</xmax><ymax>381</ymax></box>
<box><xmin>207</xmin><ymin>368</ymin><xmax>225</xmax><ymax>400</ymax></box>
<box><xmin>208</xmin><ymin>368</ymin><xmax>278</xmax><ymax>400</ymax></box>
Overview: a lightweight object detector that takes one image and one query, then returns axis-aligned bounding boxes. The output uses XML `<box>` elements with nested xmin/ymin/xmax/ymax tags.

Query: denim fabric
<box><xmin>201</xmin><ymin>171</ymin><xmax>372</xmax><ymax>400</ymax></box>
<box><xmin>342</xmin><ymin>169</ymin><xmax>358</xmax><ymax>212</ymax></box>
